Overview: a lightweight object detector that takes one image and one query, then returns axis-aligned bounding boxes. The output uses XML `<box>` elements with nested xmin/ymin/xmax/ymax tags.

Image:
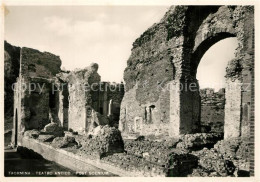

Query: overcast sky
<box><xmin>5</xmin><ymin>6</ymin><xmax>237</xmax><ymax>90</ymax></box>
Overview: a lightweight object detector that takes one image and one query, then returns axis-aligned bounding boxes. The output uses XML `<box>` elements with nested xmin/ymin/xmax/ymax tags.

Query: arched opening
<box><xmin>191</xmin><ymin>32</ymin><xmax>236</xmax><ymax>77</ymax></box>
<box><xmin>193</xmin><ymin>37</ymin><xmax>239</xmax><ymax>133</ymax></box>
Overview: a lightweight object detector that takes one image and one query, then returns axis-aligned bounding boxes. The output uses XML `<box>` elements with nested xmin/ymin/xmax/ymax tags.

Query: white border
<box><xmin>0</xmin><ymin>1</ymin><xmax>259</xmax><ymax>182</ymax></box>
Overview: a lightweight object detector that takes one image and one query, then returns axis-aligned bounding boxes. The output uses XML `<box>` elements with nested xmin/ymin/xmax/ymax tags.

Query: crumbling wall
<box><xmin>11</xmin><ymin>47</ymin><xmax>62</xmax><ymax>146</ymax></box>
<box><xmin>119</xmin><ymin>5</ymin><xmax>254</xmax><ymax>139</ymax></box>
<box><xmin>224</xmin><ymin>59</ymin><xmax>243</xmax><ymax>138</ymax></box>
<box><xmin>20</xmin><ymin>47</ymin><xmax>61</xmax><ymax>78</ymax></box>
<box><xmin>120</xmin><ymin>6</ymin><xmax>186</xmax><ymax>137</ymax></box>
<box><xmin>200</xmin><ymin>88</ymin><xmax>225</xmax><ymax>133</ymax></box>
<box><xmin>64</xmin><ymin>63</ymin><xmax>112</xmax><ymax>134</ymax></box>
<box><xmin>97</xmin><ymin>82</ymin><xmax>124</xmax><ymax>127</ymax></box>
<box><xmin>4</xmin><ymin>41</ymin><xmax>21</xmax><ymax>131</ymax></box>
<box><xmin>91</xmin><ymin>82</ymin><xmax>124</xmax><ymax>126</ymax></box>
<box><xmin>223</xmin><ymin>6</ymin><xmax>254</xmax><ymax>139</ymax></box>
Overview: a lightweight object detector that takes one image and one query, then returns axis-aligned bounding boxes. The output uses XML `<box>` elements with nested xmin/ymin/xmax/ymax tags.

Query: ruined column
<box><xmin>169</xmin><ymin>79</ymin><xmax>200</xmax><ymax>137</ymax></box>
<box><xmin>224</xmin><ymin>59</ymin><xmax>243</xmax><ymax>139</ymax></box>
<box><xmin>224</xmin><ymin>78</ymin><xmax>242</xmax><ymax>139</ymax></box>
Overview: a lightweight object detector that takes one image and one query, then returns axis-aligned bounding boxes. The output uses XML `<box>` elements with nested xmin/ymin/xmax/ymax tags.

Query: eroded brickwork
<box><xmin>6</xmin><ymin>5</ymin><xmax>254</xmax><ymax>177</ymax></box>
<box><xmin>119</xmin><ymin>6</ymin><xmax>254</xmax><ymax>139</ymax></box>
<box><xmin>11</xmin><ymin>47</ymin><xmax>62</xmax><ymax>145</ymax></box>
<box><xmin>200</xmin><ymin>88</ymin><xmax>225</xmax><ymax>133</ymax></box>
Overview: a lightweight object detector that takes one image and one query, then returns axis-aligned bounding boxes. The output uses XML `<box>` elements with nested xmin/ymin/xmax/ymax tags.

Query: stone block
<box><xmin>43</xmin><ymin>123</ymin><xmax>64</xmax><ymax>137</ymax></box>
<box><xmin>37</xmin><ymin>134</ymin><xmax>55</xmax><ymax>142</ymax></box>
<box><xmin>52</xmin><ymin>135</ymin><xmax>78</xmax><ymax>148</ymax></box>
<box><xmin>24</xmin><ymin>129</ymin><xmax>40</xmax><ymax>139</ymax></box>
<box><xmin>193</xmin><ymin>148</ymin><xmax>236</xmax><ymax>176</ymax></box>
<box><xmin>78</xmin><ymin>125</ymin><xmax>124</xmax><ymax>158</ymax></box>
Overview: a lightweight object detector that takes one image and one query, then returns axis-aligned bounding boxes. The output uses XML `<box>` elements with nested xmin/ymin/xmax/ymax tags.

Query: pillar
<box><xmin>169</xmin><ymin>79</ymin><xmax>200</xmax><ymax>137</ymax></box>
<box><xmin>224</xmin><ymin>78</ymin><xmax>242</xmax><ymax>139</ymax></box>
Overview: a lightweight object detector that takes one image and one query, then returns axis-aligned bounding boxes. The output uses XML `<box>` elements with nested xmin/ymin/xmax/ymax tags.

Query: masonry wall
<box><xmin>57</xmin><ymin>81</ymin><xmax>69</xmax><ymax>130</ymax></box>
<box><xmin>224</xmin><ymin>79</ymin><xmax>242</xmax><ymax>138</ymax></box>
<box><xmin>66</xmin><ymin>64</ymin><xmax>103</xmax><ymax>134</ymax></box>
<box><xmin>20</xmin><ymin>47</ymin><xmax>61</xmax><ymax>78</ymax></box>
<box><xmin>4</xmin><ymin>41</ymin><xmax>21</xmax><ymax>125</ymax></box>
<box><xmin>119</xmin><ymin>5</ymin><xmax>254</xmax><ymax>139</ymax></box>
<box><xmin>200</xmin><ymin>88</ymin><xmax>225</xmax><ymax>133</ymax></box>
<box><xmin>68</xmin><ymin>82</ymin><xmax>88</xmax><ymax>133</ymax></box>
<box><xmin>12</xmin><ymin>47</ymin><xmax>62</xmax><ymax>145</ymax></box>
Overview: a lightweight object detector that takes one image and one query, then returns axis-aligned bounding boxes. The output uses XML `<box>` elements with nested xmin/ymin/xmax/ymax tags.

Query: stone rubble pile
<box><xmin>51</xmin><ymin>135</ymin><xmax>78</xmax><ymax>148</ymax></box>
<box><xmin>124</xmin><ymin>139</ymin><xmax>179</xmax><ymax>164</ymax></box>
<box><xmin>102</xmin><ymin>153</ymin><xmax>165</xmax><ymax>176</ymax></box>
<box><xmin>214</xmin><ymin>137</ymin><xmax>250</xmax><ymax>172</ymax></box>
<box><xmin>191</xmin><ymin>148</ymin><xmax>236</xmax><ymax>176</ymax></box>
<box><xmin>23</xmin><ymin>127</ymin><xmax>249</xmax><ymax>177</ymax></box>
<box><xmin>176</xmin><ymin>133</ymin><xmax>223</xmax><ymax>150</ymax></box>
<box><xmin>43</xmin><ymin>123</ymin><xmax>64</xmax><ymax>137</ymax></box>
<box><xmin>200</xmin><ymin>88</ymin><xmax>225</xmax><ymax>133</ymax></box>
<box><xmin>77</xmin><ymin>125</ymin><xmax>124</xmax><ymax>158</ymax></box>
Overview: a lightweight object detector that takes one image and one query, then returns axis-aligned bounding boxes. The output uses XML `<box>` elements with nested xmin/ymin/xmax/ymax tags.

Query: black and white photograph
<box><xmin>0</xmin><ymin>0</ymin><xmax>258</xmax><ymax>180</ymax></box>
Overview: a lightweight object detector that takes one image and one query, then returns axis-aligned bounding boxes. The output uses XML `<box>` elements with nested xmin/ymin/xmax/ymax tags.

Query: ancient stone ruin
<box><xmin>200</xmin><ymin>88</ymin><xmax>225</xmax><ymax>133</ymax></box>
<box><xmin>8</xmin><ymin>45</ymin><xmax>124</xmax><ymax>145</ymax></box>
<box><xmin>119</xmin><ymin>5</ymin><xmax>254</xmax><ymax>141</ymax></box>
<box><xmin>5</xmin><ymin>5</ymin><xmax>254</xmax><ymax>177</ymax></box>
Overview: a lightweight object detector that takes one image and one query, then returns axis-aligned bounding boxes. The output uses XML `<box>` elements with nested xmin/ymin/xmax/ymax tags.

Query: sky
<box><xmin>197</xmin><ymin>38</ymin><xmax>238</xmax><ymax>90</ymax></box>
<box><xmin>5</xmin><ymin>6</ymin><xmax>238</xmax><ymax>90</ymax></box>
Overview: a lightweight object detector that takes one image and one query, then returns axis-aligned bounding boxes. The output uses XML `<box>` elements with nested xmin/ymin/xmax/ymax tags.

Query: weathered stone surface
<box><xmin>37</xmin><ymin>134</ymin><xmax>55</xmax><ymax>142</ymax></box>
<box><xmin>124</xmin><ymin>138</ymin><xmax>181</xmax><ymax>164</ymax></box>
<box><xmin>90</xmin><ymin>111</ymin><xmax>110</xmax><ymax>128</ymax></box>
<box><xmin>43</xmin><ymin>123</ymin><xmax>63</xmax><ymax>137</ymax></box>
<box><xmin>166</xmin><ymin>150</ymin><xmax>198</xmax><ymax>177</ymax></box>
<box><xmin>65</xmin><ymin>64</ymin><xmax>101</xmax><ymax>134</ymax></box>
<box><xmin>102</xmin><ymin>149</ymin><xmax>197</xmax><ymax>177</ymax></box>
<box><xmin>58</xmin><ymin>63</ymin><xmax>124</xmax><ymax>134</ymax></box>
<box><xmin>224</xmin><ymin>79</ymin><xmax>242</xmax><ymax>139</ymax></box>
<box><xmin>102</xmin><ymin>153</ymin><xmax>165</xmax><ymax>176</ymax></box>
<box><xmin>200</xmin><ymin>88</ymin><xmax>225</xmax><ymax>133</ymax></box>
<box><xmin>20</xmin><ymin>47</ymin><xmax>61</xmax><ymax>78</ymax></box>
<box><xmin>214</xmin><ymin>137</ymin><xmax>250</xmax><ymax>171</ymax></box>
<box><xmin>10</xmin><ymin>45</ymin><xmax>63</xmax><ymax>145</ymax></box>
<box><xmin>24</xmin><ymin>129</ymin><xmax>40</xmax><ymax>139</ymax></box>
<box><xmin>78</xmin><ymin>125</ymin><xmax>124</xmax><ymax>158</ymax></box>
<box><xmin>7</xmin><ymin>5</ymin><xmax>254</xmax><ymax>177</ymax></box>
<box><xmin>188</xmin><ymin>167</ymin><xmax>211</xmax><ymax>177</ymax></box>
<box><xmin>176</xmin><ymin>133</ymin><xmax>223</xmax><ymax>150</ymax></box>
<box><xmin>4</xmin><ymin>41</ymin><xmax>21</xmax><ymax>131</ymax></box>
<box><xmin>51</xmin><ymin>135</ymin><xmax>78</xmax><ymax>148</ymax></box>
<box><xmin>119</xmin><ymin>5</ymin><xmax>254</xmax><ymax>140</ymax></box>
<box><xmin>192</xmin><ymin>148</ymin><xmax>236</xmax><ymax>176</ymax></box>
<box><xmin>225</xmin><ymin>59</ymin><xmax>243</xmax><ymax>80</ymax></box>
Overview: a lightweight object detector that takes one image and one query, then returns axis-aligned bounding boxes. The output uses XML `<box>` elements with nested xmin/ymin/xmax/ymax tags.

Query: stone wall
<box><xmin>20</xmin><ymin>47</ymin><xmax>61</xmax><ymax>78</ymax></box>
<box><xmin>91</xmin><ymin>82</ymin><xmax>124</xmax><ymax>127</ymax></box>
<box><xmin>9</xmin><ymin>49</ymin><xmax>124</xmax><ymax>141</ymax></box>
<box><xmin>64</xmin><ymin>63</ymin><xmax>101</xmax><ymax>134</ymax></box>
<box><xmin>11</xmin><ymin>47</ymin><xmax>62</xmax><ymax>146</ymax></box>
<box><xmin>56</xmin><ymin>63</ymin><xmax>124</xmax><ymax>134</ymax></box>
<box><xmin>4</xmin><ymin>41</ymin><xmax>21</xmax><ymax>131</ymax></box>
<box><xmin>119</xmin><ymin>5</ymin><xmax>254</xmax><ymax>139</ymax></box>
<box><xmin>200</xmin><ymin>88</ymin><xmax>225</xmax><ymax>133</ymax></box>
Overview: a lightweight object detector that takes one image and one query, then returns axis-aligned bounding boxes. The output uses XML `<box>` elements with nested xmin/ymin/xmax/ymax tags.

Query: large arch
<box><xmin>167</xmin><ymin>6</ymin><xmax>254</xmax><ymax>138</ymax></box>
<box><xmin>191</xmin><ymin>32</ymin><xmax>236</xmax><ymax>77</ymax></box>
<box><xmin>119</xmin><ymin>6</ymin><xmax>254</xmax><ymax>140</ymax></box>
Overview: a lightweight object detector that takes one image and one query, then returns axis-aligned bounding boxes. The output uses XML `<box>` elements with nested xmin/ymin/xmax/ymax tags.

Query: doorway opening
<box><xmin>196</xmin><ymin>37</ymin><xmax>238</xmax><ymax>133</ymax></box>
